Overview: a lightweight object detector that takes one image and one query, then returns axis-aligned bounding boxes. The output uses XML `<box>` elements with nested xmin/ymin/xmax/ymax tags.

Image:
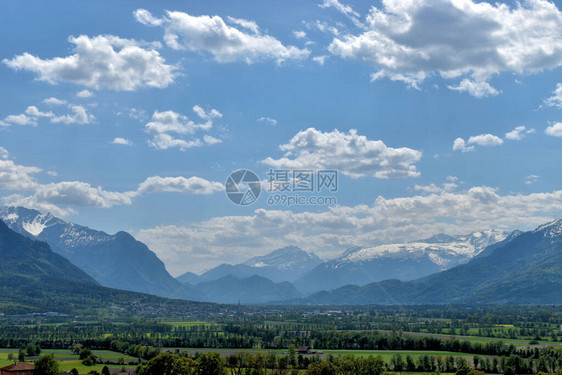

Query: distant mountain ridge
<box><xmin>294</xmin><ymin>230</ymin><xmax>507</xmax><ymax>294</ymax></box>
<box><xmin>181</xmin><ymin>245</ymin><xmax>323</xmax><ymax>284</ymax></box>
<box><xmin>0</xmin><ymin>206</ymin><xmax>201</xmax><ymax>301</ymax></box>
<box><xmin>301</xmin><ymin>219</ymin><xmax>562</xmax><ymax>305</ymax></box>
<box><xmin>196</xmin><ymin>275</ymin><xmax>302</xmax><ymax>304</ymax></box>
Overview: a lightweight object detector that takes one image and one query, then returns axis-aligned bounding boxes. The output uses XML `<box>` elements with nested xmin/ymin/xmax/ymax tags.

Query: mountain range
<box><xmin>1</xmin><ymin>205</ymin><xmax>560</xmax><ymax>306</ymax></box>
<box><xmin>0</xmin><ymin>218</ymin><xmax>208</xmax><ymax>315</ymax></box>
<box><xmin>301</xmin><ymin>219</ymin><xmax>562</xmax><ymax>304</ymax></box>
<box><xmin>294</xmin><ymin>230</ymin><xmax>507</xmax><ymax>294</ymax></box>
<box><xmin>0</xmin><ymin>206</ymin><xmax>201</xmax><ymax>301</ymax></box>
<box><xmin>184</xmin><ymin>245</ymin><xmax>323</xmax><ymax>284</ymax></box>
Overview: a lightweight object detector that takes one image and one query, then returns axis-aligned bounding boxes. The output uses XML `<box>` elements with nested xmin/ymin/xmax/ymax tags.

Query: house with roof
<box><xmin>0</xmin><ymin>362</ymin><xmax>35</xmax><ymax>375</ymax></box>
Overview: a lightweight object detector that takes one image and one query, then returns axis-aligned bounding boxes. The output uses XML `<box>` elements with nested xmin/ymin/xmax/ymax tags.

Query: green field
<box><xmin>0</xmin><ymin>349</ymin><xmax>137</xmax><ymax>374</ymax></box>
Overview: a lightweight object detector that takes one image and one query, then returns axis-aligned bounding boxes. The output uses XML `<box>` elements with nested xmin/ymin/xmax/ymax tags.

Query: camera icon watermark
<box><xmin>225</xmin><ymin>168</ymin><xmax>338</xmax><ymax>207</ymax></box>
<box><xmin>225</xmin><ymin>169</ymin><xmax>262</xmax><ymax>206</ymax></box>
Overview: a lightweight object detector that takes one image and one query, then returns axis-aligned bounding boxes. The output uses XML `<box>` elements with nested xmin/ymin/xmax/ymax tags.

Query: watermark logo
<box><xmin>225</xmin><ymin>169</ymin><xmax>338</xmax><ymax>207</ymax></box>
<box><xmin>225</xmin><ymin>169</ymin><xmax>261</xmax><ymax>206</ymax></box>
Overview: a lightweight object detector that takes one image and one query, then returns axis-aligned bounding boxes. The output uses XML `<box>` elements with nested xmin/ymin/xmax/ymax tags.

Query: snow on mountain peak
<box><xmin>339</xmin><ymin>229</ymin><xmax>507</xmax><ymax>269</ymax></box>
<box><xmin>534</xmin><ymin>218</ymin><xmax>562</xmax><ymax>237</ymax></box>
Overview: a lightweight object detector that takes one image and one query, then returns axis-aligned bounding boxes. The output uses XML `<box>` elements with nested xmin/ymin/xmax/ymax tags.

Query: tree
<box><xmin>304</xmin><ymin>362</ymin><xmax>336</xmax><ymax>375</ymax></box>
<box><xmin>18</xmin><ymin>348</ymin><xmax>25</xmax><ymax>362</ymax></box>
<box><xmin>80</xmin><ymin>348</ymin><xmax>93</xmax><ymax>360</ymax></box>
<box><xmin>196</xmin><ymin>352</ymin><xmax>223</xmax><ymax>375</ymax></box>
<box><xmin>288</xmin><ymin>345</ymin><xmax>297</xmax><ymax>367</ymax></box>
<box><xmin>102</xmin><ymin>366</ymin><xmax>110</xmax><ymax>375</ymax></box>
<box><xmin>70</xmin><ymin>369</ymin><xmax>79</xmax><ymax>375</ymax></box>
<box><xmin>34</xmin><ymin>354</ymin><xmax>60</xmax><ymax>375</ymax></box>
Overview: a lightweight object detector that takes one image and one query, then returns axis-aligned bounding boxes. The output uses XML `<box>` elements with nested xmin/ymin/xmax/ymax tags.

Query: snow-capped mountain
<box><xmin>182</xmin><ymin>245</ymin><xmax>323</xmax><ymax>284</ymax></box>
<box><xmin>0</xmin><ymin>206</ymin><xmax>201</xmax><ymax>300</ymax></box>
<box><xmin>302</xmin><ymin>219</ymin><xmax>562</xmax><ymax>305</ymax></box>
<box><xmin>243</xmin><ymin>245</ymin><xmax>322</xmax><ymax>272</ymax></box>
<box><xmin>294</xmin><ymin>230</ymin><xmax>508</xmax><ymax>294</ymax></box>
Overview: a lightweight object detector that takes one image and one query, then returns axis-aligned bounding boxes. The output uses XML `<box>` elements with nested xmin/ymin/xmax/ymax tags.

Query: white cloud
<box><xmin>132</xmin><ymin>8</ymin><xmax>163</xmax><ymax>26</ymax></box>
<box><xmin>448</xmin><ymin>79</ymin><xmax>500</xmax><ymax>98</ymax></box>
<box><xmin>545</xmin><ymin>122</ymin><xmax>562</xmax><ymax>137</ymax></box>
<box><xmin>51</xmin><ymin>105</ymin><xmax>95</xmax><ymax>125</ymax></box>
<box><xmin>111</xmin><ymin>137</ymin><xmax>133</xmax><ymax>146</ymax></box>
<box><xmin>145</xmin><ymin>106</ymin><xmax>221</xmax><ymax>151</ymax></box>
<box><xmin>42</xmin><ymin>97</ymin><xmax>67</xmax><ymax>106</ymax></box>
<box><xmin>545</xmin><ymin>83</ymin><xmax>562</xmax><ymax>108</ymax></box>
<box><xmin>257</xmin><ymin>116</ymin><xmax>278</xmax><ymax>126</ymax></box>
<box><xmin>415</xmin><ymin>177</ymin><xmax>459</xmax><ymax>194</ymax></box>
<box><xmin>76</xmin><ymin>89</ymin><xmax>94</xmax><ymax>98</ymax></box>
<box><xmin>137</xmin><ymin>186</ymin><xmax>562</xmax><ymax>275</ymax></box>
<box><xmin>328</xmin><ymin>0</ymin><xmax>562</xmax><ymax>96</ymax></box>
<box><xmin>525</xmin><ymin>175</ymin><xmax>539</xmax><ymax>185</ymax></box>
<box><xmin>3</xmin><ymin>35</ymin><xmax>176</xmax><ymax>91</ymax></box>
<box><xmin>2</xmin><ymin>103</ymin><xmax>94</xmax><ymax>127</ymax></box>
<box><xmin>0</xmin><ymin>147</ymin><xmax>223</xmax><ymax>216</ymax></box>
<box><xmin>293</xmin><ymin>30</ymin><xmax>307</xmax><ymax>39</ymax></box>
<box><xmin>226</xmin><ymin>16</ymin><xmax>260</xmax><ymax>34</ymax></box>
<box><xmin>505</xmin><ymin>125</ymin><xmax>535</xmax><ymax>140</ymax></box>
<box><xmin>319</xmin><ymin>0</ymin><xmax>364</xmax><ymax>28</ymax></box>
<box><xmin>454</xmin><ymin>133</ymin><xmax>504</xmax><ymax>151</ymax></box>
<box><xmin>3</xmin><ymin>113</ymin><xmax>38</xmax><ymax>126</ymax></box>
<box><xmin>319</xmin><ymin>0</ymin><xmax>359</xmax><ymax>18</ymax></box>
<box><xmin>3</xmin><ymin>181</ymin><xmax>136</xmax><ymax>217</ymax></box>
<box><xmin>312</xmin><ymin>55</ymin><xmax>328</xmax><ymax>65</ymax></box>
<box><xmin>452</xmin><ymin>138</ymin><xmax>474</xmax><ymax>152</ymax></box>
<box><xmin>468</xmin><ymin>134</ymin><xmax>504</xmax><ymax>147</ymax></box>
<box><xmin>2</xmin><ymin>171</ymin><xmax>223</xmax><ymax>217</ymax></box>
<box><xmin>137</xmin><ymin>176</ymin><xmax>223</xmax><ymax>195</ymax></box>
<box><xmin>203</xmin><ymin>135</ymin><xmax>222</xmax><ymax>145</ymax></box>
<box><xmin>0</xmin><ymin>159</ymin><xmax>41</xmax><ymax>190</ymax></box>
<box><xmin>134</xmin><ymin>9</ymin><xmax>310</xmax><ymax>64</ymax></box>
<box><xmin>263</xmin><ymin>128</ymin><xmax>422</xmax><ymax>178</ymax></box>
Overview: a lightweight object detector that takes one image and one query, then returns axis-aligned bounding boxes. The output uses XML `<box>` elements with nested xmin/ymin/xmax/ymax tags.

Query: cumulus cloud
<box><xmin>293</xmin><ymin>30</ymin><xmax>307</xmax><ymax>39</ymax></box>
<box><xmin>111</xmin><ymin>137</ymin><xmax>133</xmax><ymax>146</ymax></box>
<box><xmin>263</xmin><ymin>128</ymin><xmax>422</xmax><ymax>178</ymax></box>
<box><xmin>51</xmin><ymin>105</ymin><xmax>95</xmax><ymax>125</ymax></box>
<box><xmin>448</xmin><ymin>79</ymin><xmax>500</xmax><ymax>98</ymax></box>
<box><xmin>312</xmin><ymin>55</ymin><xmax>328</xmax><ymax>65</ymax></box>
<box><xmin>505</xmin><ymin>126</ymin><xmax>535</xmax><ymax>140</ymax></box>
<box><xmin>0</xmin><ymin>147</ymin><xmax>224</xmax><ymax>216</ymax></box>
<box><xmin>545</xmin><ymin>122</ymin><xmax>562</xmax><ymax>137</ymax></box>
<box><xmin>137</xmin><ymin>176</ymin><xmax>223</xmax><ymax>195</ymax></box>
<box><xmin>3</xmin><ymin>35</ymin><xmax>176</xmax><ymax>91</ymax></box>
<box><xmin>328</xmin><ymin>0</ymin><xmax>562</xmax><ymax>96</ymax></box>
<box><xmin>257</xmin><ymin>116</ymin><xmax>278</xmax><ymax>126</ymax></box>
<box><xmin>468</xmin><ymin>134</ymin><xmax>504</xmax><ymax>147</ymax></box>
<box><xmin>145</xmin><ymin>106</ymin><xmax>221</xmax><ymax>151</ymax></box>
<box><xmin>76</xmin><ymin>89</ymin><xmax>94</xmax><ymax>98</ymax></box>
<box><xmin>2</xmin><ymin>103</ymin><xmax>94</xmax><ymax>127</ymax></box>
<box><xmin>415</xmin><ymin>176</ymin><xmax>459</xmax><ymax>194</ymax></box>
<box><xmin>42</xmin><ymin>97</ymin><xmax>67</xmax><ymax>106</ymax></box>
<box><xmin>0</xmin><ymin>159</ymin><xmax>41</xmax><ymax>190</ymax></box>
<box><xmin>453</xmin><ymin>133</ymin><xmax>503</xmax><ymax>151</ymax></box>
<box><xmin>544</xmin><ymin>83</ymin><xmax>562</xmax><ymax>108</ymax></box>
<box><xmin>452</xmin><ymin>138</ymin><xmax>474</xmax><ymax>152</ymax></box>
<box><xmin>320</xmin><ymin>0</ymin><xmax>359</xmax><ymax>18</ymax></box>
<box><xmin>134</xmin><ymin>9</ymin><xmax>310</xmax><ymax>64</ymax></box>
<box><xmin>137</xmin><ymin>186</ymin><xmax>562</xmax><ymax>274</ymax></box>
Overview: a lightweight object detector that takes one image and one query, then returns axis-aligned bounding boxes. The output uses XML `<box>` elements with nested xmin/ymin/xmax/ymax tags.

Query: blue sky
<box><xmin>1</xmin><ymin>0</ymin><xmax>562</xmax><ymax>275</ymax></box>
